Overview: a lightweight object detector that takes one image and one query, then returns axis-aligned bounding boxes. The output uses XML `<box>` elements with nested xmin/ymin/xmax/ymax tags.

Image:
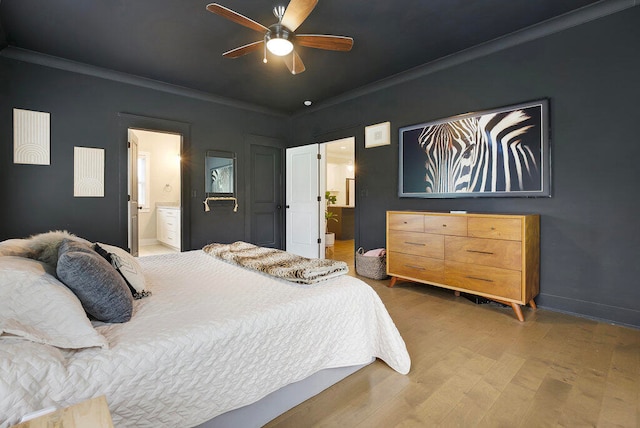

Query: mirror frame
<box><xmin>205</xmin><ymin>150</ymin><xmax>237</xmax><ymax>198</ymax></box>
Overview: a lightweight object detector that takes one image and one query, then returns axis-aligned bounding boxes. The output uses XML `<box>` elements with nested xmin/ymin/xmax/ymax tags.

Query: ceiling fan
<box><xmin>206</xmin><ymin>0</ymin><xmax>353</xmax><ymax>75</ymax></box>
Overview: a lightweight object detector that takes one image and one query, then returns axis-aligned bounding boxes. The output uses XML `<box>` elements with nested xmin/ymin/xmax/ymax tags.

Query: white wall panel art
<box><xmin>13</xmin><ymin>108</ymin><xmax>50</xmax><ymax>165</ymax></box>
<box><xmin>74</xmin><ymin>147</ymin><xmax>105</xmax><ymax>197</ymax></box>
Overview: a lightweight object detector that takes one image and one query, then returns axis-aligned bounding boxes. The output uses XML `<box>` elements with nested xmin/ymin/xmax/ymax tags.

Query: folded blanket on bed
<box><xmin>202</xmin><ymin>241</ymin><xmax>348</xmax><ymax>284</ymax></box>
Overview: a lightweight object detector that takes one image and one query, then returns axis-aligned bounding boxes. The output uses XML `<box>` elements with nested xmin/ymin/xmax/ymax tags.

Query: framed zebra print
<box><xmin>399</xmin><ymin>99</ymin><xmax>550</xmax><ymax>198</ymax></box>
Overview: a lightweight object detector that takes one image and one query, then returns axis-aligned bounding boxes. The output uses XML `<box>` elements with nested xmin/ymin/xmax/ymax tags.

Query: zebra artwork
<box><xmin>210</xmin><ymin>164</ymin><xmax>233</xmax><ymax>193</ymax></box>
<box><xmin>399</xmin><ymin>100</ymin><xmax>549</xmax><ymax>197</ymax></box>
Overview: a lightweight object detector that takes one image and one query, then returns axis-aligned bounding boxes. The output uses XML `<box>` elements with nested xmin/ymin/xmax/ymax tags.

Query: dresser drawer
<box><xmin>388</xmin><ymin>252</ymin><xmax>444</xmax><ymax>284</ymax></box>
<box><xmin>468</xmin><ymin>217</ymin><xmax>521</xmax><ymax>241</ymax></box>
<box><xmin>164</xmin><ymin>218</ymin><xmax>178</xmax><ymax>233</ymax></box>
<box><xmin>445</xmin><ymin>261</ymin><xmax>521</xmax><ymax>301</ymax></box>
<box><xmin>388</xmin><ymin>231</ymin><xmax>444</xmax><ymax>259</ymax></box>
<box><xmin>445</xmin><ymin>236</ymin><xmax>521</xmax><ymax>270</ymax></box>
<box><xmin>157</xmin><ymin>208</ymin><xmax>181</xmax><ymax>249</ymax></box>
<box><xmin>388</xmin><ymin>213</ymin><xmax>425</xmax><ymax>232</ymax></box>
<box><xmin>424</xmin><ymin>215</ymin><xmax>467</xmax><ymax>236</ymax></box>
<box><xmin>164</xmin><ymin>232</ymin><xmax>179</xmax><ymax>246</ymax></box>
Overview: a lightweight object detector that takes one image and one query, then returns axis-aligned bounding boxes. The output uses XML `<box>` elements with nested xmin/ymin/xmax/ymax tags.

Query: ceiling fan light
<box><xmin>266</xmin><ymin>38</ymin><xmax>293</xmax><ymax>56</ymax></box>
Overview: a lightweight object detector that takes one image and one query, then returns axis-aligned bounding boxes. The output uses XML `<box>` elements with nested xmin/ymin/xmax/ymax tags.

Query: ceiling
<box><xmin>326</xmin><ymin>137</ymin><xmax>355</xmax><ymax>165</ymax></box>
<box><xmin>0</xmin><ymin>0</ymin><xmax>602</xmax><ymax>114</ymax></box>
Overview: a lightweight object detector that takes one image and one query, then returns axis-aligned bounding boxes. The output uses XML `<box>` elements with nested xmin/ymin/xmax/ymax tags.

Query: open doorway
<box><xmin>324</xmin><ymin>137</ymin><xmax>355</xmax><ymax>259</ymax></box>
<box><xmin>128</xmin><ymin>128</ymin><xmax>182</xmax><ymax>257</ymax></box>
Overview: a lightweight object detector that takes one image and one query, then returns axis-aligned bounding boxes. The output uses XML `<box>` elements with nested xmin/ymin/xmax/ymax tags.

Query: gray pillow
<box><xmin>56</xmin><ymin>241</ymin><xmax>133</xmax><ymax>323</ymax></box>
<box><xmin>59</xmin><ymin>238</ymin><xmax>95</xmax><ymax>255</ymax></box>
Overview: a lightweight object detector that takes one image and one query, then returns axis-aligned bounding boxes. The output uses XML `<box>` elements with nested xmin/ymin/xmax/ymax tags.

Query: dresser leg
<box><xmin>529</xmin><ymin>299</ymin><xmax>537</xmax><ymax>310</ymax></box>
<box><xmin>388</xmin><ymin>276</ymin><xmax>397</xmax><ymax>288</ymax></box>
<box><xmin>511</xmin><ymin>303</ymin><xmax>525</xmax><ymax>322</ymax></box>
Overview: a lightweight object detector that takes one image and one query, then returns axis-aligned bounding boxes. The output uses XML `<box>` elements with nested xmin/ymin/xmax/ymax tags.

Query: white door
<box><xmin>127</xmin><ymin>130</ymin><xmax>139</xmax><ymax>256</ymax></box>
<box><xmin>286</xmin><ymin>144</ymin><xmax>326</xmax><ymax>258</ymax></box>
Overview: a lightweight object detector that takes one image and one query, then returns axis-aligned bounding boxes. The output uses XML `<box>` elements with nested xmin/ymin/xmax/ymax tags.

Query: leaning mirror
<box><xmin>205</xmin><ymin>150</ymin><xmax>236</xmax><ymax>197</ymax></box>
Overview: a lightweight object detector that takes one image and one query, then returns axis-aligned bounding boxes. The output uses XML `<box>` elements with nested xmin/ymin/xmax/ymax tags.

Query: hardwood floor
<box><xmin>267</xmin><ymin>240</ymin><xmax>640</xmax><ymax>427</ymax></box>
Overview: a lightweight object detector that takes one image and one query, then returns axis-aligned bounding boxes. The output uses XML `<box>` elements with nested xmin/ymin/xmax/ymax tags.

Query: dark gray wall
<box><xmin>2</xmin><ymin>7</ymin><xmax>638</xmax><ymax>327</ymax></box>
<box><xmin>0</xmin><ymin>57</ymin><xmax>288</xmax><ymax>250</ymax></box>
<box><xmin>291</xmin><ymin>7</ymin><xmax>640</xmax><ymax>327</ymax></box>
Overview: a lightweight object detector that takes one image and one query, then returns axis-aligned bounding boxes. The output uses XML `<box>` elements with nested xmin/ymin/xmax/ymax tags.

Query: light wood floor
<box><xmin>267</xmin><ymin>240</ymin><xmax>640</xmax><ymax>428</ymax></box>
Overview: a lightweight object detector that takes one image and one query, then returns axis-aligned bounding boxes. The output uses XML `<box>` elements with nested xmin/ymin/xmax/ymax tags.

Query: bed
<box><xmin>0</xmin><ymin>236</ymin><xmax>410</xmax><ymax>428</ymax></box>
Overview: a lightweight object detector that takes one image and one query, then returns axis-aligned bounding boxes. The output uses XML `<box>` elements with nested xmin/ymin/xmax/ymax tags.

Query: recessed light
<box><xmin>304</xmin><ymin>100</ymin><xmax>312</xmax><ymax>106</ymax></box>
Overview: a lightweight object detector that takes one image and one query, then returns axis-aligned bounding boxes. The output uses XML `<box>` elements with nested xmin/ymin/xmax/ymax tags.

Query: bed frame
<box><xmin>196</xmin><ymin>361</ymin><xmax>372</xmax><ymax>428</ymax></box>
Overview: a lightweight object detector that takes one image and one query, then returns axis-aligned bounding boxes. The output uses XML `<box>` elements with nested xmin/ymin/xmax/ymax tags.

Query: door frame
<box><xmin>313</xmin><ymin>127</ymin><xmax>361</xmax><ymax>247</ymax></box>
<box><xmin>117</xmin><ymin>113</ymin><xmax>191</xmax><ymax>253</ymax></box>
<box><xmin>128</xmin><ymin>130</ymin><xmax>139</xmax><ymax>256</ymax></box>
<box><xmin>322</xmin><ymin>136</ymin><xmax>356</xmax><ymax>243</ymax></box>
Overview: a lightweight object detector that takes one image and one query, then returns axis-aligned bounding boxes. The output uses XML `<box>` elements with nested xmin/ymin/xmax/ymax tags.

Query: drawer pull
<box><xmin>405</xmin><ymin>241</ymin><xmax>426</xmax><ymax>246</ymax></box>
<box><xmin>404</xmin><ymin>264</ymin><xmax>426</xmax><ymax>271</ymax></box>
<box><xmin>442</xmin><ymin>224</ymin><xmax>447</xmax><ymax>227</ymax></box>
<box><xmin>466</xmin><ymin>249</ymin><xmax>494</xmax><ymax>255</ymax></box>
<box><xmin>466</xmin><ymin>276</ymin><xmax>494</xmax><ymax>283</ymax></box>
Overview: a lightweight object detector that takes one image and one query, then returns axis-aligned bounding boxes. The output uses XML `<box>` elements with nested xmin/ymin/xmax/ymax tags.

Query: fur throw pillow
<box><xmin>27</xmin><ymin>230</ymin><xmax>90</xmax><ymax>270</ymax></box>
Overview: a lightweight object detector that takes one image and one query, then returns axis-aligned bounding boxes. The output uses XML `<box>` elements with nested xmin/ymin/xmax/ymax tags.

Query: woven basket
<box><xmin>355</xmin><ymin>247</ymin><xmax>388</xmax><ymax>280</ymax></box>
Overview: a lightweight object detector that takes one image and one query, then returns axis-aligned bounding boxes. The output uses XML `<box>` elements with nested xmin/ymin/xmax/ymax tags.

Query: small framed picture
<box><xmin>365</xmin><ymin>121</ymin><xmax>391</xmax><ymax>148</ymax></box>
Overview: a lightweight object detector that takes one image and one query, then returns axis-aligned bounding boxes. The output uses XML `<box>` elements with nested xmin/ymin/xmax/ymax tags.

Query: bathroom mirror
<box><xmin>205</xmin><ymin>150</ymin><xmax>236</xmax><ymax>197</ymax></box>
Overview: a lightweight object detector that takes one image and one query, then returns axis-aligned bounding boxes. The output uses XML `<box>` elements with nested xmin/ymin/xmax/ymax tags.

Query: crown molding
<box><xmin>294</xmin><ymin>0</ymin><xmax>638</xmax><ymax>117</ymax></box>
<box><xmin>1</xmin><ymin>0</ymin><xmax>635</xmax><ymax>119</ymax></box>
<box><xmin>0</xmin><ymin>47</ymin><xmax>288</xmax><ymax>118</ymax></box>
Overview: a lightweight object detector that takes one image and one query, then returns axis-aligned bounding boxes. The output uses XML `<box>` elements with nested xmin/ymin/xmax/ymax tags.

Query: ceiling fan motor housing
<box><xmin>266</xmin><ymin>24</ymin><xmax>293</xmax><ymax>44</ymax></box>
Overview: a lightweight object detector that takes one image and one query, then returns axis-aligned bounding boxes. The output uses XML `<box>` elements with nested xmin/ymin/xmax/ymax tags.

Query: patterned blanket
<box><xmin>202</xmin><ymin>241</ymin><xmax>348</xmax><ymax>284</ymax></box>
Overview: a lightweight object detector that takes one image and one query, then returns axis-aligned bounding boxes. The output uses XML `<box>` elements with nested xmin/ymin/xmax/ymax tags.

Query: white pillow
<box><xmin>0</xmin><ymin>239</ymin><xmax>33</xmax><ymax>257</ymax></box>
<box><xmin>97</xmin><ymin>243</ymin><xmax>149</xmax><ymax>294</ymax></box>
<box><xmin>0</xmin><ymin>256</ymin><xmax>108</xmax><ymax>350</ymax></box>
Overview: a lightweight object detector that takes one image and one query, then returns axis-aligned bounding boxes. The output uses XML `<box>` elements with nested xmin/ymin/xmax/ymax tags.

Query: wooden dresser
<box><xmin>386</xmin><ymin>211</ymin><xmax>540</xmax><ymax>321</ymax></box>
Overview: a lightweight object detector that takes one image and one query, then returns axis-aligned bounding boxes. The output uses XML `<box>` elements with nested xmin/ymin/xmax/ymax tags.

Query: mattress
<box><xmin>0</xmin><ymin>250</ymin><xmax>410</xmax><ymax>427</ymax></box>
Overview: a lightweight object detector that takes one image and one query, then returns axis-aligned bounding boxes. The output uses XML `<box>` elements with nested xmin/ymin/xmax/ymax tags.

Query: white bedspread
<box><xmin>0</xmin><ymin>250</ymin><xmax>410</xmax><ymax>427</ymax></box>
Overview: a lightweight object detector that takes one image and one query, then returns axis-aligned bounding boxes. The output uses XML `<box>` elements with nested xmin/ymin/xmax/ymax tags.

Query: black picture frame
<box><xmin>399</xmin><ymin>99</ymin><xmax>550</xmax><ymax>198</ymax></box>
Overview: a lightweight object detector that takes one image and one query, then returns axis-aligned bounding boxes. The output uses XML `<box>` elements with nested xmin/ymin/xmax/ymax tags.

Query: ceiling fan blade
<box><xmin>206</xmin><ymin>3</ymin><xmax>268</xmax><ymax>33</ymax></box>
<box><xmin>283</xmin><ymin>50</ymin><xmax>306</xmax><ymax>75</ymax></box>
<box><xmin>223</xmin><ymin>41</ymin><xmax>264</xmax><ymax>58</ymax></box>
<box><xmin>281</xmin><ymin>0</ymin><xmax>318</xmax><ymax>32</ymax></box>
<box><xmin>296</xmin><ymin>35</ymin><xmax>353</xmax><ymax>51</ymax></box>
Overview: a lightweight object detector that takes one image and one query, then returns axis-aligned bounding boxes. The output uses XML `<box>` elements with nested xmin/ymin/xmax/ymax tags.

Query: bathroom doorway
<box><xmin>324</xmin><ymin>137</ymin><xmax>355</xmax><ymax>258</ymax></box>
<box><xmin>128</xmin><ymin>128</ymin><xmax>182</xmax><ymax>257</ymax></box>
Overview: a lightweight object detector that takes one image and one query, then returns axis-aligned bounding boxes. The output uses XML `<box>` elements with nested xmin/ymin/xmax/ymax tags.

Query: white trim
<box><xmin>137</xmin><ymin>151</ymin><xmax>151</xmax><ymax>212</ymax></box>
